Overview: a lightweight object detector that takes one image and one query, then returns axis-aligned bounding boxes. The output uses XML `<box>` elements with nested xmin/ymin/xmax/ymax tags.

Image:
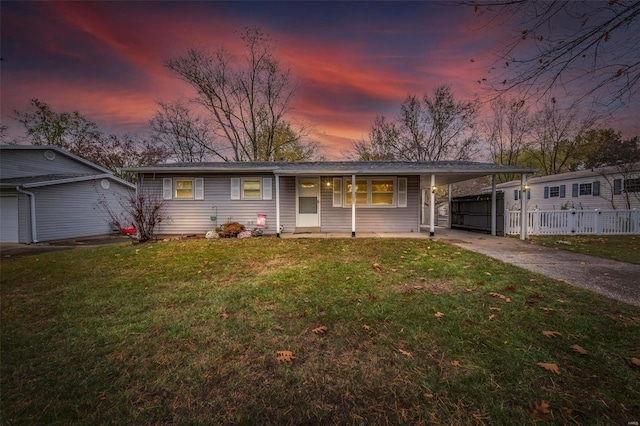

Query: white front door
<box><xmin>296</xmin><ymin>177</ymin><xmax>320</xmax><ymax>227</ymax></box>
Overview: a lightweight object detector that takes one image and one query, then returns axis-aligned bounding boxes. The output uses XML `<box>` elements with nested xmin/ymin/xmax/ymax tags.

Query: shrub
<box><xmin>216</xmin><ymin>222</ymin><xmax>246</xmax><ymax>238</ymax></box>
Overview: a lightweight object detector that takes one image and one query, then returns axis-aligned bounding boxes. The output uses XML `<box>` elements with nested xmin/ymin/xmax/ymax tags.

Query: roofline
<box><xmin>1</xmin><ymin>174</ymin><xmax>136</xmax><ymax>189</ymax></box>
<box><xmin>0</xmin><ymin>145</ymin><xmax>115</xmax><ymax>176</ymax></box>
<box><xmin>127</xmin><ymin>163</ymin><xmax>537</xmax><ymax>175</ymax></box>
<box><xmin>494</xmin><ymin>162</ymin><xmax>640</xmax><ymax>188</ymax></box>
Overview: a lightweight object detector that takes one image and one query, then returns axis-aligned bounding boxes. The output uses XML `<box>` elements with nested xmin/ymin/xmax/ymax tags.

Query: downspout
<box><xmin>16</xmin><ymin>186</ymin><xmax>39</xmax><ymax>244</ymax></box>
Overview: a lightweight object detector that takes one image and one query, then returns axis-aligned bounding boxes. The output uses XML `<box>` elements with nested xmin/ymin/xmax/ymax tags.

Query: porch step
<box><xmin>294</xmin><ymin>227</ymin><xmax>321</xmax><ymax>234</ymax></box>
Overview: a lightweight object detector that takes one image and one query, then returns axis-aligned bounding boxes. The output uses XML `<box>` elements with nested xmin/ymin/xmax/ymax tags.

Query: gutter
<box><xmin>15</xmin><ymin>186</ymin><xmax>39</xmax><ymax>244</ymax></box>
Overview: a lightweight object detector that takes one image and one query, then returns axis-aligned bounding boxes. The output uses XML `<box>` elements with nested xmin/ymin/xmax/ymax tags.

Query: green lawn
<box><xmin>529</xmin><ymin>235</ymin><xmax>640</xmax><ymax>264</ymax></box>
<box><xmin>2</xmin><ymin>238</ymin><xmax>639</xmax><ymax>425</ymax></box>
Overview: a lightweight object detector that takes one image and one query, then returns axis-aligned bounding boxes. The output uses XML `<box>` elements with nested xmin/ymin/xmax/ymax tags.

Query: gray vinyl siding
<box><xmin>142</xmin><ymin>174</ymin><xmax>282</xmax><ymax>235</ymax></box>
<box><xmin>0</xmin><ymin>149</ymin><xmax>100</xmax><ymax>178</ymax></box>
<box><xmin>31</xmin><ymin>180</ymin><xmax>131</xmax><ymax>241</ymax></box>
<box><xmin>320</xmin><ymin>175</ymin><xmax>420</xmax><ymax>233</ymax></box>
<box><xmin>278</xmin><ymin>176</ymin><xmax>296</xmax><ymax>233</ymax></box>
<box><xmin>142</xmin><ymin>174</ymin><xmax>420</xmax><ymax>235</ymax></box>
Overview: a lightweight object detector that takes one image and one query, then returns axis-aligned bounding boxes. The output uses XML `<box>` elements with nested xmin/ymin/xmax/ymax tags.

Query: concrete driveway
<box><xmin>435</xmin><ymin>228</ymin><xmax>640</xmax><ymax>307</ymax></box>
<box><xmin>0</xmin><ymin>235</ymin><xmax>131</xmax><ymax>259</ymax></box>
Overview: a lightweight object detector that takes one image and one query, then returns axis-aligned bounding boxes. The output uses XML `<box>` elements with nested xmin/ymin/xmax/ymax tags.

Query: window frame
<box><xmin>174</xmin><ymin>177</ymin><xmax>195</xmax><ymax>200</ymax></box>
<box><xmin>549</xmin><ymin>186</ymin><xmax>560</xmax><ymax>198</ymax></box>
<box><xmin>343</xmin><ymin>176</ymin><xmax>399</xmax><ymax>208</ymax></box>
<box><xmin>241</xmin><ymin>178</ymin><xmax>262</xmax><ymax>200</ymax></box>
<box><xmin>624</xmin><ymin>177</ymin><xmax>640</xmax><ymax>193</ymax></box>
<box><xmin>579</xmin><ymin>182</ymin><xmax>593</xmax><ymax>196</ymax></box>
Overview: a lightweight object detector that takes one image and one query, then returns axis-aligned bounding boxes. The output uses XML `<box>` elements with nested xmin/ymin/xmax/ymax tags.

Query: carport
<box><xmin>414</xmin><ymin>162</ymin><xmax>536</xmax><ymax>240</ymax></box>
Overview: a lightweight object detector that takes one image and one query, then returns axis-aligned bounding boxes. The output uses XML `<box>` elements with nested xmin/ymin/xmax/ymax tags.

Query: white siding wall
<box><xmin>0</xmin><ymin>149</ymin><xmax>100</xmax><ymax>178</ymax></box>
<box><xmin>502</xmin><ymin>173</ymin><xmax>640</xmax><ymax>211</ymax></box>
<box><xmin>32</xmin><ymin>180</ymin><xmax>132</xmax><ymax>241</ymax></box>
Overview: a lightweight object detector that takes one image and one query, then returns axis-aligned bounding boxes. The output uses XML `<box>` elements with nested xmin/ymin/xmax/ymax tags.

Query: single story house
<box><xmin>493</xmin><ymin>163</ymin><xmax>640</xmax><ymax>211</ymax></box>
<box><xmin>0</xmin><ymin>145</ymin><xmax>136</xmax><ymax>243</ymax></box>
<box><xmin>127</xmin><ymin>161</ymin><xmax>536</xmax><ymax>238</ymax></box>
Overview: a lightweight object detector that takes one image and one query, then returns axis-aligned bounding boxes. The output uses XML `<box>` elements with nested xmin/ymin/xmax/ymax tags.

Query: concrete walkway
<box><xmin>434</xmin><ymin>228</ymin><xmax>640</xmax><ymax>307</ymax></box>
<box><xmin>283</xmin><ymin>228</ymin><xmax>640</xmax><ymax>307</ymax></box>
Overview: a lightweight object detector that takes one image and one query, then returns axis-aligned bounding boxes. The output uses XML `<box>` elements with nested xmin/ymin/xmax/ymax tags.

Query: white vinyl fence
<box><xmin>505</xmin><ymin>209</ymin><xmax>640</xmax><ymax>235</ymax></box>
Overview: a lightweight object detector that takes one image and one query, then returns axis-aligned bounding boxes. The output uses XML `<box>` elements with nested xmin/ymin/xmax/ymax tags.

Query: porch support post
<box><xmin>520</xmin><ymin>174</ymin><xmax>528</xmax><ymax>240</ymax></box>
<box><xmin>351</xmin><ymin>174</ymin><xmax>356</xmax><ymax>237</ymax></box>
<box><xmin>429</xmin><ymin>174</ymin><xmax>436</xmax><ymax>237</ymax></box>
<box><xmin>448</xmin><ymin>184</ymin><xmax>453</xmax><ymax>229</ymax></box>
<box><xmin>491</xmin><ymin>175</ymin><xmax>497</xmax><ymax>236</ymax></box>
<box><xmin>275</xmin><ymin>175</ymin><xmax>281</xmax><ymax>237</ymax></box>
<box><xmin>421</xmin><ymin>189</ymin><xmax>426</xmax><ymax>225</ymax></box>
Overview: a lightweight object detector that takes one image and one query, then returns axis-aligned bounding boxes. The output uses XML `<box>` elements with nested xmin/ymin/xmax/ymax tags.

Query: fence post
<box><xmin>568</xmin><ymin>209</ymin><xmax>576</xmax><ymax>233</ymax></box>
<box><xmin>633</xmin><ymin>209</ymin><xmax>639</xmax><ymax>234</ymax></box>
<box><xmin>594</xmin><ymin>209</ymin><xmax>601</xmax><ymax>235</ymax></box>
<box><xmin>532</xmin><ymin>208</ymin><xmax>539</xmax><ymax>235</ymax></box>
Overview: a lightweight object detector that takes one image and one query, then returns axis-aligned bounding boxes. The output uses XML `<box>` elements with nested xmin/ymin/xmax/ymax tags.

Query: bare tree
<box><xmin>150</xmin><ymin>100</ymin><xmax>217</xmax><ymax>162</ymax></box>
<box><xmin>97</xmin><ymin>187</ymin><xmax>166</xmax><ymax>243</ymax></box>
<box><xmin>529</xmin><ymin>100</ymin><xmax>596</xmax><ymax>175</ymax></box>
<box><xmin>351</xmin><ymin>85</ymin><xmax>480</xmax><ymax>161</ymax></box>
<box><xmin>473</xmin><ymin>1</ymin><xmax>640</xmax><ymax>107</ymax></box>
<box><xmin>164</xmin><ymin>28</ymin><xmax>317</xmax><ymax>162</ymax></box>
<box><xmin>13</xmin><ymin>98</ymin><xmax>101</xmax><ymax>151</ymax></box>
<box><xmin>12</xmin><ymin>99</ymin><xmax>169</xmax><ymax>180</ymax></box>
<box><xmin>485</xmin><ymin>96</ymin><xmax>533</xmax><ymax>182</ymax></box>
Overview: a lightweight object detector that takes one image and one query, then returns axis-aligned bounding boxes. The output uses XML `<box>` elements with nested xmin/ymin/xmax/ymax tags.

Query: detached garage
<box><xmin>0</xmin><ymin>145</ymin><xmax>136</xmax><ymax>244</ymax></box>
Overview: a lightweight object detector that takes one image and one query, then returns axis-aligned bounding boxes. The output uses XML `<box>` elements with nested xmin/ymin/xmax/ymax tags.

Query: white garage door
<box><xmin>0</xmin><ymin>196</ymin><xmax>19</xmax><ymax>243</ymax></box>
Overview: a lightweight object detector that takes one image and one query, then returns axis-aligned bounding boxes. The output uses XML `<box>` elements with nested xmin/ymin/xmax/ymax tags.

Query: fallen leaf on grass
<box><xmin>490</xmin><ymin>307</ymin><xmax>502</xmax><ymax>311</ymax></box>
<box><xmin>413</xmin><ymin>285</ymin><xmax>424</xmax><ymax>290</ymax></box>
<box><xmin>466</xmin><ymin>288</ymin><xmax>475</xmax><ymax>292</ymax></box>
<box><xmin>488</xmin><ymin>292</ymin><xmax>512</xmax><ymax>302</ymax></box>
<box><xmin>537</xmin><ymin>362</ymin><xmax>560</xmax><ymax>375</ymax></box>
<box><xmin>362</xmin><ymin>324</ymin><xmax>371</xmax><ymax>331</ymax></box>
<box><xmin>506</xmin><ymin>285</ymin><xmax>516</xmax><ymax>292</ymax></box>
<box><xmin>276</xmin><ymin>351</ymin><xmax>296</xmax><ymax>363</ymax></box>
<box><xmin>631</xmin><ymin>357</ymin><xmax>640</xmax><ymax>366</ymax></box>
<box><xmin>542</xmin><ymin>330</ymin><xmax>561</xmax><ymax>338</ymax></box>
<box><xmin>541</xmin><ymin>307</ymin><xmax>555</xmax><ymax>315</ymax></box>
<box><xmin>424</xmin><ymin>393</ymin><xmax>434</xmax><ymax>399</ymax></box>
<box><xmin>220</xmin><ymin>312</ymin><xmax>229</xmax><ymax>319</ymax></box>
<box><xmin>372</xmin><ymin>263</ymin><xmax>381</xmax><ymax>271</ymax></box>
<box><xmin>274</xmin><ymin>325</ymin><xmax>284</xmax><ymax>331</ymax></box>
<box><xmin>398</xmin><ymin>348</ymin><xmax>413</xmax><ymax>357</ymax></box>
<box><xmin>435</xmin><ymin>312</ymin><xmax>444</xmax><ymax>318</ymax></box>
<box><xmin>312</xmin><ymin>326</ymin><xmax>328</xmax><ymax>334</ymax></box>
<box><xmin>451</xmin><ymin>360</ymin><xmax>462</xmax><ymax>367</ymax></box>
<box><xmin>530</xmin><ymin>401</ymin><xmax>552</xmax><ymax>420</ymax></box>
<box><xmin>485</xmin><ymin>272</ymin><xmax>492</xmax><ymax>276</ymax></box>
<box><xmin>489</xmin><ymin>314</ymin><xmax>496</xmax><ymax>320</ymax></box>
<box><xmin>476</xmin><ymin>280</ymin><xmax>485</xmax><ymax>286</ymax></box>
<box><xmin>570</xmin><ymin>344</ymin><xmax>589</xmax><ymax>355</ymax></box>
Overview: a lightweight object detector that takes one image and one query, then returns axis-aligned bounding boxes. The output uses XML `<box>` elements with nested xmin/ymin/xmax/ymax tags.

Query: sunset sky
<box><xmin>2</xmin><ymin>1</ymin><xmax>639</xmax><ymax>159</ymax></box>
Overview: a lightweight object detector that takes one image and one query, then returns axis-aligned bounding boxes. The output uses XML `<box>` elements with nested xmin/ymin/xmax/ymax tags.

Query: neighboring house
<box><xmin>495</xmin><ymin>163</ymin><xmax>640</xmax><ymax>212</ymax></box>
<box><xmin>0</xmin><ymin>145</ymin><xmax>136</xmax><ymax>243</ymax></box>
<box><xmin>127</xmin><ymin>161</ymin><xmax>535</xmax><ymax>237</ymax></box>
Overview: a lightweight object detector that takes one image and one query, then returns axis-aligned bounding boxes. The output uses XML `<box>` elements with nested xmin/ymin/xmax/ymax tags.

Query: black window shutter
<box><xmin>592</xmin><ymin>181</ymin><xmax>600</xmax><ymax>196</ymax></box>
<box><xmin>544</xmin><ymin>186</ymin><xmax>549</xmax><ymax>199</ymax></box>
<box><xmin>514</xmin><ymin>189</ymin><xmax>519</xmax><ymax>201</ymax></box>
<box><xmin>572</xmin><ymin>183</ymin><xmax>579</xmax><ymax>197</ymax></box>
<box><xmin>613</xmin><ymin>179</ymin><xmax>622</xmax><ymax>195</ymax></box>
<box><xmin>560</xmin><ymin>185</ymin><xmax>566</xmax><ymax>198</ymax></box>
